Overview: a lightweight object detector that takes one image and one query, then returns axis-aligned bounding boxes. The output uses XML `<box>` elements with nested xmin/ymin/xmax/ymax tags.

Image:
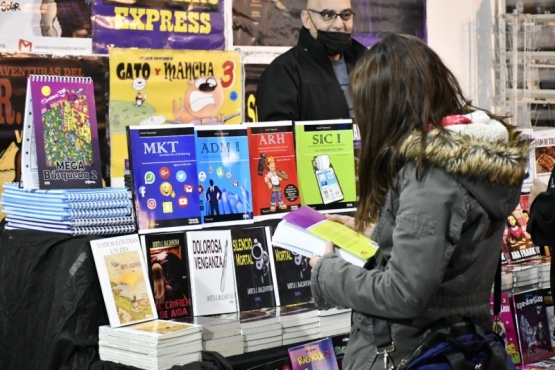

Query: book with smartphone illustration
<box><xmin>271</xmin><ymin>206</ymin><xmax>379</xmax><ymax>267</ymax></box>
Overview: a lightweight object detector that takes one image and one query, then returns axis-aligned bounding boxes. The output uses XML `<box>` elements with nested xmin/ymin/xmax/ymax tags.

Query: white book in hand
<box><xmin>271</xmin><ymin>206</ymin><xmax>379</xmax><ymax>267</ymax></box>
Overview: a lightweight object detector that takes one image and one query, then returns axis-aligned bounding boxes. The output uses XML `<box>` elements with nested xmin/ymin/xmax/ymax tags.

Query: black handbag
<box><xmin>527</xmin><ymin>166</ymin><xmax>555</xmax><ymax>247</ymax></box>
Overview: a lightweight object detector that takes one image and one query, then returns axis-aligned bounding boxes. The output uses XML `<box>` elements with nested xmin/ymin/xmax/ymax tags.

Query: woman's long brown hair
<box><xmin>351</xmin><ymin>33</ymin><xmax>471</xmax><ymax>233</ymax></box>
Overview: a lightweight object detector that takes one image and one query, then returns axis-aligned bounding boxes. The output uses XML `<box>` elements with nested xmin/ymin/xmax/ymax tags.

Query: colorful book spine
<box><xmin>194</xmin><ymin>125</ymin><xmax>253</xmax><ymax>226</ymax></box>
<box><xmin>247</xmin><ymin>121</ymin><xmax>301</xmax><ymax>219</ymax></box>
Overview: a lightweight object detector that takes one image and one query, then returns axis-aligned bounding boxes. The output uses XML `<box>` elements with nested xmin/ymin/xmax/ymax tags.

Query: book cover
<box><xmin>0</xmin><ymin>53</ymin><xmax>109</xmax><ymax>206</ymax></box>
<box><xmin>247</xmin><ymin>121</ymin><xmax>301</xmax><ymax>219</ymax></box>
<box><xmin>231</xmin><ymin>225</ymin><xmax>277</xmax><ymax>311</ymax></box>
<box><xmin>490</xmin><ymin>293</ymin><xmax>522</xmax><ymax>365</ymax></box>
<box><xmin>513</xmin><ymin>289</ymin><xmax>554</xmax><ymax>364</ymax></box>
<box><xmin>294</xmin><ymin>119</ymin><xmax>356</xmax><ymax>212</ymax></box>
<box><xmin>246</xmin><ymin>357</ymin><xmax>292</xmax><ymax>370</ymax></box>
<box><xmin>108</xmin><ymin>48</ymin><xmax>242</xmax><ymax>187</ymax></box>
<box><xmin>89</xmin><ymin>234</ymin><xmax>157</xmax><ymax>328</ymax></box>
<box><xmin>142</xmin><ymin>231</ymin><xmax>193</xmax><ymax>321</ymax></box>
<box><xmin>503</xmin><ymin>202</ymin><xmax>541</xmax><ymax>263</ymax></box>
<box><xmin>288</xmin><ymin>337</ymin><xmax>339</xmax><ymax>370</ymax></box>
<box><xmin>541</xmin><ymin>288</ymin><xmax>555</xmax><ymax>355</ymax></box>
<box><xmin>92</xmin><ymin>0</ymin><xmax>224</xmax><ymax>54</ymax></box>
<box><xmin>272</xmin><ymin>206</ymin><xmax>378</xmax><ymax>267</ymax></box>
<box><xmin>330</xmin><ymin>333</ymin><xmax>350</xmax><ymax>370</ymax></box>
<box><xmin>195</xmin><ymin>125</ymin><xmax>253</xmax><ymax>225</ymax></box>
<box><xmin>267</xmin><ymin>240</ymin><xmax>313</xmax><ymax>307</ymax></box>
<box><xmin>185</xmin><ymin>229</ymin><xmax>238</xmax><ymax>316</ymax></box>
<box><xmin>532</xmin><ymin>128</ymin><xmax>555</xmax><ymax>185</ymax></box>
<box><xmin>22</xmin><ymin>75</ymin><xmax>103</xmax><ymax>189</ymax></box>
<box><xmin>127</xmin><ymin>124</ymin><xmax>201</xmax><ymax>233</ymax></box>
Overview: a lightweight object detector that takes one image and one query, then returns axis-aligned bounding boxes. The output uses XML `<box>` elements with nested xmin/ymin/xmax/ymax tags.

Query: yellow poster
<box><xmin>108</xmin><ymin>48</ymin><xmax>243</xmax><ymax>187</ymax></box>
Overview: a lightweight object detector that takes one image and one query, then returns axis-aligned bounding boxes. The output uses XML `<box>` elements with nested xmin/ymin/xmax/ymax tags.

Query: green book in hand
<box><xmin>271</xmin><ymin>206</ymin><xmax>378</xmax><ymax>267</ymax></box>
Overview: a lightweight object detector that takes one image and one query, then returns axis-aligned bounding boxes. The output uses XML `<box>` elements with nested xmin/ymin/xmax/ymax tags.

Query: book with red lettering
<box><xmin>142</xmin><ymin>231</ymin><xmax>193</xmax><ymax>321</ymax></box>
<box><xmin>288</xmin><ymin>337</ymin><xmax>339</xmax><ymax>370</ymax></box>
<box><xmin>247</xmin><ymin>121</ymin><xmax>301</xmax><ymax>220</ymax></box>
<box><xmin>185</xmin><ymin>229</ymin><xmax>238</xmax><ymax>316</ymax></box>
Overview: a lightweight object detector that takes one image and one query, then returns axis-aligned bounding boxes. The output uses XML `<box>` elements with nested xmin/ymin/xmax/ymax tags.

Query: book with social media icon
<box><xmin>126</xmin><ymin>124</ymin><xmax>202</xmax><ymax>234</ymax></box>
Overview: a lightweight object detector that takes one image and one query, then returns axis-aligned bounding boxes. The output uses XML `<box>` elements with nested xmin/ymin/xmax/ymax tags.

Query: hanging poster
<box><xmin>93</xmin><ymin>0</ymin><xmax>225</xmax><ymax>54</ymax></box>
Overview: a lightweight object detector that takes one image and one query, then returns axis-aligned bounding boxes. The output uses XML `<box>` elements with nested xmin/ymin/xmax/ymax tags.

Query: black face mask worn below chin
<box><xmin>316</xmin><ymin>30</ymin><xmax>352</xmax><ymax>55</ymax></box>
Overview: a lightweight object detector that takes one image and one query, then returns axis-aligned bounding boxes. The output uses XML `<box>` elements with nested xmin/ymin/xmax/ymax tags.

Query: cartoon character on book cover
<box><xmin>108</xmin><ymin>49</ymin><xmax>242</xmax><ymax>187</ymax></box>
<box><xmin>503</xmin><ymin>202</ymin><xmax>541</xmax><ymax>263</ymax></box>
<box><xmin>513</xmin><ymin>290</ymin><xmax>554</xmax><ymax>364</ymax></box>
<box><xmin>288</xmin><ymin>337</ymin><xmax>339</xmax><ymax>370</ymax></box>
<box><xmin>104</xmin><ymin>250</ymin><xmax>155</xmax><ymax>326</ymax></box>
<box><xmin>248</xmin><ymin>122</ymin><xmax>301</xmax><ymax>218</ymax></box>
<box><xmin>490</xmin><ymin>293</ymin><xmax>521</xmax><ymax>364</ymax></box>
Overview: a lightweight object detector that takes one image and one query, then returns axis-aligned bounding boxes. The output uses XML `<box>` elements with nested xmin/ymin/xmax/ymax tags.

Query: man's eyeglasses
<box><xmin>307</xmin><ymin>8</ymin><xmax>355</xmax><ymax>22</ymax></box>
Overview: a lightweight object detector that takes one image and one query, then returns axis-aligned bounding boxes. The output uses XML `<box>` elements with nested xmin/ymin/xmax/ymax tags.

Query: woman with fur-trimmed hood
<box><xmin>309</xmin><ymin>33</ymin><xmax>529</xmax><ymax>369</ymax></box>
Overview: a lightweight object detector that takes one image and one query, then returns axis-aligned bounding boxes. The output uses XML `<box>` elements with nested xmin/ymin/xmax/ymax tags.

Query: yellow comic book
<box><xmin>108</xmin><ymin>48</ymin><xmax>242</xmax><ymax>187</ymax></box>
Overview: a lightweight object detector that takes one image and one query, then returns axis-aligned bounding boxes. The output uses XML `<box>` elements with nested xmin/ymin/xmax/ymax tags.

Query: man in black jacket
<box><xmin>255</xmin><ymin>0</ymin><xmax>367</xmax><ymax>122</ymax></box>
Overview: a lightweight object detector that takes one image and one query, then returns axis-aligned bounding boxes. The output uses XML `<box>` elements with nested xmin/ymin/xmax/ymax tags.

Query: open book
<box><xmin>271</xmin><ymin>206</ymin><xmax>378</xmax><ymax>267</ymax></box>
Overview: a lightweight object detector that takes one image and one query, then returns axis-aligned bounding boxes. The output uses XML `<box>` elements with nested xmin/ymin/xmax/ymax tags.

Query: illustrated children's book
<box><xmin>503</xmin><ymin>201</ymin><xmax>541</xmax><ymax>263</ymax></box>
<box><xmin>127</xmin><ymin>124</ymin><xmax>201</xmax><ymax>233</ymax></box>
<box><xmin>21</xmin><ymin>75</ymin><xmax>103</xmax><ymax>190</ymax></box>
<box><xmin>185</xmin><ymin>229</ymin><xmax>238</xmax><ymax>316</ymax></box>
<box><xmin>541</xmin><ymin>288</ymin><xmax>555</xmax><ymax>355</ymax></box>
<box><xmin>490</xmin><ymin>292</ymin><xmax>522</xmax><ymax>365</ymax></box>
<box><xmin>294</xmin><ymin>119</ymin><xmax>356</xmax><ymax>212</ymax></box>
<box><xmin>513</xmin><ymin>289</ymin><xmax>553</xmax><ymax>365</ymax></box>
<box><xmin>288</xmin><ymin>337</ymin><xmax>339</xmax><ymax>370</ymax></box>
<box><xmin>108</xmin><ymin>48</ymin><xmax>242</xmax><ymax>187</ymax></box>
<box><xmin>247</xmin><ymin>121</ymin><xmax>301</xmax><ymax>219</ymax></box>
<box><xmin>90</xmin><ymin>234</ymin><xmax>157</xmax><ymax>328</ymax></box>
<box><xmin>142</xmin><ymin>231</ymin><xmax>193</xmax><ymax>321</ymax></box>
<box><xmin>272</xmin><ymin>206</ymin><xmax>379</xmax><ymax>268</ymax></box>
<box><xmin>195</xmin><ymin>125</ymin><xmax>253</xmax><ymax>225</ymax></box>
<box><xmin>231</xmin><ymin>225</ymin><xmax>277</xmax><ymax>311</ymax></box>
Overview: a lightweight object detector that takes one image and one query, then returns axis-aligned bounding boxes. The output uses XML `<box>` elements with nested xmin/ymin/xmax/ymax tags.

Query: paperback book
<box><xmin>142</xmin><ymin>231</ymin><xmax>193</xmax><ymax>321</ymax></box>
<box><xmin>21</xmin><ymin>75</ymin><xmax>103</xmax><ymax>190</ymax></box>
<box><xmin>247</xmin><ymin>121</ymin><xmax>301</xmax><ymax>219</ymax></box>
<box><xmin>195</xmin><ymin>125</ymin><xmax>253</xmax><ymax>225</ymax></box>
<box><xmin>231</xmin><ymin>225</ymin><xmax>277</xmax><ymax>311</ymax></box>
<box><xmin>288</xmin><ymin>337</ymin><xmax>339</xmax><ymax>370</ymax></box>
<box><xmin>98</xmin><ymin>319</ymin><xmax>202</xmax><ymax>344</ymax></box>
<box><xmin>185</xmin><ymin>229</ymin><xmax>238</xmax><ymax>316</ymax></box>
<box><xmin>294</xmin><ymin>119</ymin><xmax>356</xmax><ymax>212</ymax></box>
<box><xmin>272</xmin><ymin>206</ymin><xmax>379</xmax><ymax>267</ymax></box>
<box><xmin>90</xmin><ymin>234</ymin><xmax>157</xmax><ymax>328</ymax></box>
<box><xmin>127</xmin><ymin>124</ymin><xmax>201</xmax><ymax>233</ymax></box>
<box><xmin>490</xmin><ymin>292</ymin><xmax>521</xmax><ymax>365</ymax></box>
<box><xmin>513</xmin><ymin>289</ymin><xmax>554</xmax><ymax>364</ymax></box>
<box><xmin>268</xmin><ymin>240</ymin><xmax>313</xmax><ymax>307</ymax></box>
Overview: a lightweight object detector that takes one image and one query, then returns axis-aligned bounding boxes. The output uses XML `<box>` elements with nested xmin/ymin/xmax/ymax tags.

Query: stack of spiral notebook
<box><xmin>0</xmin><ymin>182</ymin><xmax>136</xmax><ymax>236</ymax></box>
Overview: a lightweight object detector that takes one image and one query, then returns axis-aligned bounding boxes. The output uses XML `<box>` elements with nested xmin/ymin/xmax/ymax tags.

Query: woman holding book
<box><xmin>309</xmin><ymin>33</ymin><xmax>530</xmax><ymax>369</ymax></box>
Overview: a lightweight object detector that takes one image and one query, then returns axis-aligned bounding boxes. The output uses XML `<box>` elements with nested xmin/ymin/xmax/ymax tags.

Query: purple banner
<box><xmin>92</xmin><ymin>0</ymin><xmax>224</xmax><ymax>54</ymax></box>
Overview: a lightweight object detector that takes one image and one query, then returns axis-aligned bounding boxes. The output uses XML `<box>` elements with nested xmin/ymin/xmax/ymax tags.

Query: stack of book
<box><xmin>538</xmin><ymin>259</ymin><xmax>551</xmax><ymax>288</ymax></box>
<box><xmin>221</xmin><ymin>308</ymin><xmax>282</xmax><ymax>353</ymax></box>
<box><xmin>0</xmin><ymin>182</ymin><xmax>135</xmax><ymax>235</ymax></box>
<box><xmin>98</xmin><ymin>320</ymin><xmax>203</xmax><ymax>370</ymax></box>
<box><xmin>318</xmin><ymin>307</ymin><xmax>352</xmax><ymax>338</ymax></box>
<box><xmin>278</xmin><ymin>302</ymin><xmax>320</xmax><ymax>346</ymax></box>
<box><xmin>508</xmin><ymin>262</ymin><xmax>541</xmax><ymax>293</ymax></box>
<box><xmin>192</xmin><ymin>315</ymin><xmax>244</xmax><ymax>357</ymax></box>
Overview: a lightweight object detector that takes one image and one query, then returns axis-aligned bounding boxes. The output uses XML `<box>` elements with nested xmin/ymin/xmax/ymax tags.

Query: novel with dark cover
<box><xmin>247</xmin><ymin>121</ymin><xmax>301</xmax><ymax>219</ymax></box>
<box><xmin>195</xmin><ymin>125</ymin><xmax>253</xmax><ymax>225</ymax></box>
<box><xmin>231</xmin><ymin>225</ymin><xmax>276</xmax><ymax>311</ymax></box>
<box><xmin>127</xmin><ymin>124</ymin><xmax>201</xmax><ymax>233</ymax></box>
<box><xmin>142</xmin><ymin>231</ymin><xmax>193</xmax><ymax>321</ymax></box>
<box><xmin>513</xmin><ymin>289</ymin><xmax>553</xmax><ymax>365</ymax></box>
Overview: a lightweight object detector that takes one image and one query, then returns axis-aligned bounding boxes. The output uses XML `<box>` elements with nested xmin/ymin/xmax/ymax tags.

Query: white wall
<box><xmin>427</xmin><ymin>0</ymin><xmax>498</xmax><ymax>110</ymax></box>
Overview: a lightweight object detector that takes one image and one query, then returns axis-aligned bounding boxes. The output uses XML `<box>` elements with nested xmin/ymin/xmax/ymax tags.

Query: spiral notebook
<box><xmin>20</xmin><ymin>75</ymin><xmax>103</xmax><ymax>190</ymax></box>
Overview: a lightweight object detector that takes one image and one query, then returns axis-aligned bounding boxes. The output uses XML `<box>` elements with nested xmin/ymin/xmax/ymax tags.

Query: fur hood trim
<box><xmin>399</xmin><ymin>125</ymin><xmax>531</xmax><ymax>186</ymax></box>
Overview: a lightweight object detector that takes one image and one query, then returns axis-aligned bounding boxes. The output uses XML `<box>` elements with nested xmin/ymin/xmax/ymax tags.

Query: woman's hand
<box><xmin>326</xmin><ymin>213</ymin><xmax>376</xmax><ymax>237</ymax></box>
<box><xmin>309</xmin><ymin>241</ymin><xmax>335</xmax><ymax>267</ymax></box>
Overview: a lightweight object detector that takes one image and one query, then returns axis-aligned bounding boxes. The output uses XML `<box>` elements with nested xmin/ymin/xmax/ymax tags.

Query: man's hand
<box><xmin>309</xmin><ymin>241</ymin><xmax>334</xmax><ymax>267</ymax></box>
